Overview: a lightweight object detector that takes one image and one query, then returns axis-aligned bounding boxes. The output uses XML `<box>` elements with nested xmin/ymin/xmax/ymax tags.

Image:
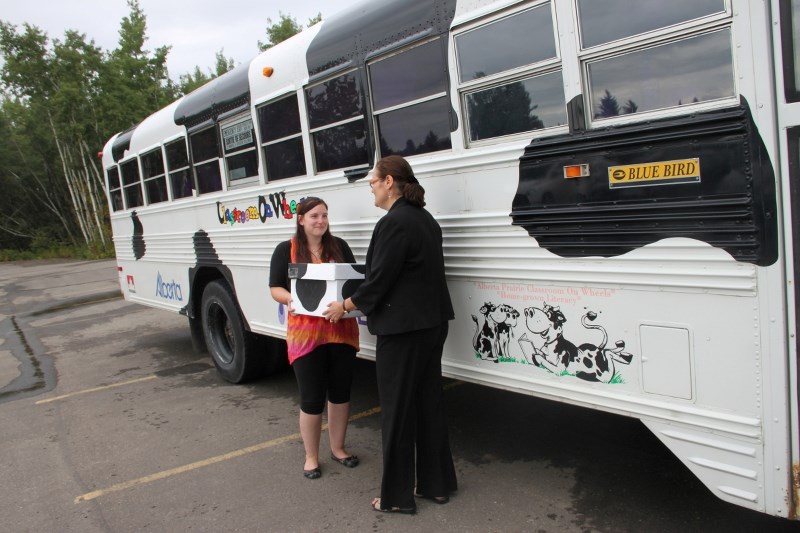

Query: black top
<box><xmin>350</xmin><ymin>198</ymin><xmax>454</xmax><ymax>335</ymax></box>
<box><xmin>269</xmin><ymin>236</ymin><xmax>356</xmax><ymax>291</ymax></box>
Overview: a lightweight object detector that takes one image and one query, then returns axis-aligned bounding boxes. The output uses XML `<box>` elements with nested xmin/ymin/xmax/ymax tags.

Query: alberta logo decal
<box><xmin>155</xmin><ymin>272</ymin><xmax>183</xmax><ymax>301</ymax></box>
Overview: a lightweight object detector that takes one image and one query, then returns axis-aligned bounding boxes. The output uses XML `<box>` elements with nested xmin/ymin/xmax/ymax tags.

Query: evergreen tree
<box><xmin>596</xmin><ymin>89</ymin><xmax>621</xmax><ymax>118</ymax></box>
<box><xmin>0</xmin><ymin>0</ymin><xmax>175</xmax><ymax>254</ymax></box>
<box><xmin>179</xmin><ymin>49</ymin><xmax>235</xmax><ymax>95</ymax></box>
<box><xmin>258</xmin><ymin>12</ymin><xmax>314</xmax><ymax>51</ymax></box>
<box><xmin>0</xmin><ymin>4</ymin><xmax>310</xmax><ymax>256</ymax></box>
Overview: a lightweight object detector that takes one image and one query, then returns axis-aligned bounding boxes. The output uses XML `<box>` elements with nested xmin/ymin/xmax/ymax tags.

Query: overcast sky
<box><xmin>0</xmin><ymin>0</ymin><xmax>361</xmax><ymax>80</ymax></box>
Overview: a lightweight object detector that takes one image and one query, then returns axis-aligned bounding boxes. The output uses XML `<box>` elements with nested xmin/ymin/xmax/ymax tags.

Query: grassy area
<box><xmin>0</xmin><ymin>243</ymin><xmax>115</xmax><ymax>262</ymax></box>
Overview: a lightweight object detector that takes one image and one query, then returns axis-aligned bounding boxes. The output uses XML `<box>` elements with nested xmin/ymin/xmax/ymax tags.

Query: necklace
<box><xmin>309</xmin><ymin>246</ymin><xmax>323</xmax><ymax>261</ymax></box>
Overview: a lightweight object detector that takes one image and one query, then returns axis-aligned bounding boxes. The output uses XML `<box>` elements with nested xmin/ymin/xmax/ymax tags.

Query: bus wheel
<box><xmin>201</xmin><ymin>280</ymin><xmax>255</xmax><ymax>383</ymax></box>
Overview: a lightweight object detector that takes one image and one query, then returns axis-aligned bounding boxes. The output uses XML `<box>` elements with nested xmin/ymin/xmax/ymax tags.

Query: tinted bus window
<box><xmin>190</xmin><ymin>127</ymin><xmax>222</xmax><ymax>194</ymax></box>
<box><xmin>376</xmin><ymin>98</ymin><xmax>451</xmax><ymax>156</ymax></box>
<box><xmin>369</xmin><ymin>38</ymin><xmax>451</xmax><ymax>157</ymax></box>
<box><xmin>257</xmin><ymin>94</ymin><xmax>307</xmax><ymax>181</ymax></box>
<box><xmin>196</xmin><ymin>162</ymin><xmax>223</xmax><ymax>194</ymax></box>
<box><xmin>306</xmin><ymin>72</ymin><xmax>363</xmax><ymax>129</ymax></box>
<box><xmin>370</xmin><ymin>39</ymin><xmax>448</xmax><ymax>109</ymax></box>
<box><xmin>191</xmin><ymin>127</ymin><xmax>220</xmax><ymax>162</ymax></box>
<box><xmin>311</xmin><ymin>121</ymin><xmax>368</xmax><ymax>172</ymax></box>
<box><xmin>106</xmin><ymin>166</ymin><xmax>123</xmax><ymax>212</ymax></box>
<box><xmin>264</xmin><ymin>137</ymin><xmax>306</xmax><ymax>181</ymax></box>
<box><xmin>782</xmin><ymin>0</ymin><xmax>800</xmax><ymax>102</ymax></box>
<box><xmin>259</xmin><ymin>94</ymin><xmax>302</xmax><ymax>143</ymax></box>
<box><xmin>141</xmin><ymin>149</ymin><xmax>168</xmax><ymax>204</ymax></box>
<box><xmin>456</xmin><ymin>5</ymin><xmax>556</xmax><ymax>83</ymax></box>
<box><xmin>454</xmin><ymin>4</ymin><xmax>565</xmax><ymax>143</ymax></box>
<box><xmin>794</xmin><ymin>0</ymin><xmax>800</xmax><ymax>99</ymax></box>
<box><xmin>305</xmin><ymin>72</ymin><xmax>369</xmax><ymax>172</ymax></box>
<box><xmin>587</xmin><ymin>30</ymin><xmax>735</xmax><ymax>119</ymax></box>
<box><xmin>578</xmin><ymin>0</ymin><xmax>725</xmax><ymax>49</ymax></box>
<box><xmin>120</xmin><ymin>158</ymin><xmax>143</xmax><ymax>208</ymax></box>
<box><xmin>465</xmin><ymin>71</ymin><xmax>566</xmax><ymax>141</ymax></box>
<box><xmin>165</xmin><ymin>138</ymin><xmax>193</xmax><ymax>199</ymax></box>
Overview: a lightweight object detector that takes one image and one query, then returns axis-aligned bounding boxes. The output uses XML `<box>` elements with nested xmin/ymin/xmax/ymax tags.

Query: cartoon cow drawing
<box><xmin>494</xmin><ymin>304</ymin><xmax>520</xmax><ymax>360</ymax></box>
<box><xmin>472</xmin><ymin>302</ymin><xmax>520</xmax><ymax>362</ymax></box>
<box><xmin>472</xmin><ymin>302</ymin><xmax>498</xmax><ymax>361</ymax></box>
<box><xmin>520</xmin><ymin>303</ymin><xmax>633</xmax><ymax>383</ymax></box>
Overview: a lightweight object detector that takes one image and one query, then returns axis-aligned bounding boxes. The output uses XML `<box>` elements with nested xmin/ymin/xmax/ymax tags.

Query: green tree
<box><xmin>99</xmin><ymin>0</ymin><xmax>176</xmax><ymax>130</ymax></box>
<box><xmin>179</xmin><ymin>49</ymin><xmax>235</xmax><ymax>94</ymax></box>
<box><xmin>307</xmin><ymin>13</ymin><xmax>322</xmax><ymax>27</ymax></box>
<box><xmin>258</xmin><ymin>12</ymin><xmax>316</xmax><ymax>51</ymax></box>
<box><xmin>0</xmin><ymin>3</ymin><xmax>313</xmax><ymax>257</ymax></box>
<box><xmin>0</xmin><ymin>22</ymin><xmax>91</xmax><ymax>248</ymax></box>
<box><xmin>0</xmin><ymin>0</ymin><xmax>175</xmax><ymax>255</ymax></box>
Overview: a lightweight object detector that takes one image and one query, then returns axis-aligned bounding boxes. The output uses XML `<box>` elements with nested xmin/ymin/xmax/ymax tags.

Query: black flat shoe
<box><xmin>331</xmin><ymin>454</ymin><xmax>359</xmax><ymax>468</ymax></box>
<box><xmin>371</xmin><ymin>497</ymin><xmax>416</xmax><ymax>515</ymax></box>
<box><xmin>414</xmin><ymin>492</ymin><xmax>449</xmax><ymax>504</ymax></box>
<box><xmin>303</xmin><ymin>467</ymin><xmax>321</xmax><ymax>479</ymax></box>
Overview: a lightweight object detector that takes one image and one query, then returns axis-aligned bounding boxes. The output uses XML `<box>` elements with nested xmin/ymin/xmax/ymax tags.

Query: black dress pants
<box><xmin>375</xmin><ymin>322</ymin><xmax>457</xmax><ymax>509</ymax></box>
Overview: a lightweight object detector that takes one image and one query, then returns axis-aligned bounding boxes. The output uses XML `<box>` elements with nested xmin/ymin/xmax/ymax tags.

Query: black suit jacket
<box><xmin>351</xmin><ymin>198</ymin><xmax>454</xmax><ymax>335</ymax></box>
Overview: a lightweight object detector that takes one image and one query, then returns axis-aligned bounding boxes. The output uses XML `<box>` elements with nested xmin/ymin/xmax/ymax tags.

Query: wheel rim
<box><xmin>208</xmin><ymin>301</ymin><xmax>236</xmax><ymax>365</ymax></box>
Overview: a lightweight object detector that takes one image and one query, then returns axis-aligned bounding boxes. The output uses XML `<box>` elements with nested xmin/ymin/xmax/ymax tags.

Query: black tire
<box><xmin>200</xmin><ymin>280</ymin><xmax>257</xmax><ymax>383</ymax></box>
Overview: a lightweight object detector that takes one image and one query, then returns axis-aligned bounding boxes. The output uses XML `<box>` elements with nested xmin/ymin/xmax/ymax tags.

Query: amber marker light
<box><xmin>563</xmin><ymin>164</ymin><xmax>589</xmax><ymax>179</ymax></box>
<box><xmin>262</xmin><ymin>67</ymin><xmax>274</xmax><ymax>77</ymax></box>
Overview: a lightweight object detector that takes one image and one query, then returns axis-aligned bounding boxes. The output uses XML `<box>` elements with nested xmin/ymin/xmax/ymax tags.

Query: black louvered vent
<box><xmin>511</xmin><ymin>98</ymin><xmax>778</xmax><ymax>266</ymax></box>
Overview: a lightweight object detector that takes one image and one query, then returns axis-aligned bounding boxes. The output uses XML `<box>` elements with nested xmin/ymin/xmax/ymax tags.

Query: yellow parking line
<box><xmin>35</xmin><ymin>376</ymin><xmax>159</xmax><ymax>405</ymax></box>
<box><xmin>73</xmin><ymin>383</ymin><xmax>461</xmax><ymax>503</ymax></box>
<box><xmin>75</xmin><ymin>406</ymin><xmax>382</xmax><ymax>504</ymax></box>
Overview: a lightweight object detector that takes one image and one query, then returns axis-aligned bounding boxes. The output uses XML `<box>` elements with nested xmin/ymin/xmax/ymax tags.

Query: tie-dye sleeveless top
<box><xmin>286</xmin><ymin>237</ymin><xmax>359</xmax><ymax>364</ymax></box>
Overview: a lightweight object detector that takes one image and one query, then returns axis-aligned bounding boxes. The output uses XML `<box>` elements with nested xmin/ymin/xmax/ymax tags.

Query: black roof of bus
<box><xmin>306</xmin><ymin>0</ymin><xmax>456</xmax><ymax>80</ymax></box>
<box><xmin>173</xmin><ymin>61</ymin><xmax>252</xmax><ymax>128</ymax></box>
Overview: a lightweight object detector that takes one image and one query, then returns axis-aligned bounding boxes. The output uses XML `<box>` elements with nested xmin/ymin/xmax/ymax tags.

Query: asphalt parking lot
<box><xmin>2</xmin><ymin>259</ymin><xmax>800</xmax><ymax>532</ymax></box>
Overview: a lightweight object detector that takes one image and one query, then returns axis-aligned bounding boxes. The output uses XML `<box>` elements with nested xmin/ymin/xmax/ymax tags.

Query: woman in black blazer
<box><xmin>325</xmin><ymin>155</ymin><xmax>457</xmax><ymax>514</ymax></box>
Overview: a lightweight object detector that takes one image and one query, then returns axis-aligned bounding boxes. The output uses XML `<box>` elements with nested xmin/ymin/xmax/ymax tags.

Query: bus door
<box><xmin>776</xmin><ymin>0</ymin><xmax>800</xmax><ymax>513</ymax></box>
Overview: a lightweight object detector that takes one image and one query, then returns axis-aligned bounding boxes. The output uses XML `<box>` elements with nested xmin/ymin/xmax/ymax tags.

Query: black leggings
<box><xmin>292</xmin><ymin>343</ymin><xmax>357</xmax><ymax>415</ymax></box>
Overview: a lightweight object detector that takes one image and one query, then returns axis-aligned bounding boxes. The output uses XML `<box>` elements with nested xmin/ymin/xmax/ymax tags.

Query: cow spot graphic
<box><xmin>132</xmin><ymin>211</ymin><xmax>145</xmax><ymax>260</ymax></box>
<box><xmin>295</xmin><ymin>279</ymin><xmax>327</xmax><ymax>312</ymax></box>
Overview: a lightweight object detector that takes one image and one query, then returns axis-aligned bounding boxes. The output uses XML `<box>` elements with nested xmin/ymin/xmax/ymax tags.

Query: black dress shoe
<box><xmin>303</xmin><ymin>467</ymin><xmax>321</xmax><ymax>479</ymax></box>
<box><xmin>371</xmin><ymin>498</ymin><xmax>416</xmax><ymax>514</ymax></box>
<box><xmin>331</xmin><ymin>454</ymin><xmax>359</xmax><ymax>468</ymax></box>
<box><xmin>414</xmin><ymin>492</ymin><xmax>449</xmax><ymax>504</ymax></box>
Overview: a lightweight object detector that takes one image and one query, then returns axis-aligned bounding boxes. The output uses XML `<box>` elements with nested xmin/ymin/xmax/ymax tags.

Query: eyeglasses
<box><xmin>369</xmin><ymin>176</ymin><xmax>383</xmax><ymax>189</ymax></box>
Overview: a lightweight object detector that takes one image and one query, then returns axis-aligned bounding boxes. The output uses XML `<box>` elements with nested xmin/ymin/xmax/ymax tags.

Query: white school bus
<box><xmin>101</xmin><ymin>0</ymin><xmax>800</xmax><ymax>519</ymax></box>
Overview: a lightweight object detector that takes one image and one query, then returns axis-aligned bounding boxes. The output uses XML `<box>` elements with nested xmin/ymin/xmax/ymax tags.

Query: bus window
<box><xmin>120</xmin><ymin>158</ymin><xmax>143</xmax><ymax>209</ymax></box>
<box><xmin>141</xmin><ymin>149</ymin><xmax>168</xmax><ymax>205</ymax></box>
<box><xmin>586</xmin><ymin>30</ymin><xmax>735</xmax><ymax>120</ymax></box>
<box><xmin>106</xmin><ymin>166</ymin><xmax>123</xmax><ymax>212</ymax></box>
<box><xmin>165</xmin><ymin>138</ymin><xmax>193</xmax><ymax>199</ymax></box>
<box><xmin>189</xmin><ymin>127</ymin><xmax>223</xmax><ymax>194</ymax></box>
<box><xmin>454</xmin><ymin>4</ymin><xmax>566</xmax><ymax>143</ymax></box>
<box><xmin>465</xmin><ymin>72</ymin><xmax>565</xmax><ymax>142</ymax></box>
<box><xmin>781</xmin><ymin>0</ymin><xmax>800</xmax><ymax>102</ymax></box>
<box><xmin>257</xmin><ymin>93</ymin><xmax>307</xmax><ymax>181</ymax></box>
<box><xmin>456</xmin><ymin>6</ymin><xmax>556</xmax><ymax>83</ymax></box>
<box><xmin>369</xmin><ymin>38</ymin><xmax>451</xmax><ymax>157</ymax></box>
<box><xmin>305</xmin><ymin>71</ymin><xmax>369</xmax><ymax>172</ymax></box>
<box><xmin>220</xmin><ymin>116</ymin><xmax>258</xmax><ymax>185</ymax></box>
<box><xmin>577</xmin><ymin>0</ymin><xmax>726</xmax><ymax>49</ymax></box>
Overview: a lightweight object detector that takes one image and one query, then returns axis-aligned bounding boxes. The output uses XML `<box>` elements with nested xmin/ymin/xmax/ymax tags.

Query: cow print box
<box><xmin>288</xmin><ymin>263</ymin><xmax>366</xmax><ymax>317</ymax></box>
